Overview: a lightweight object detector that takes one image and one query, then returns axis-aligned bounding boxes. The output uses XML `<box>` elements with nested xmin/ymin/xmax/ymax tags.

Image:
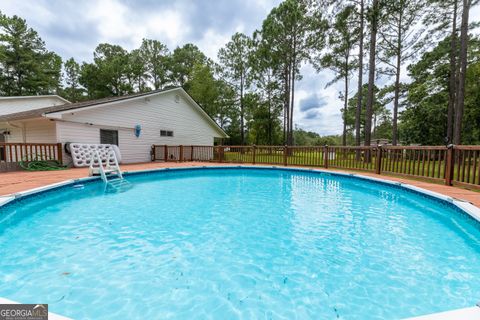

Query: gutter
<box><xmin>50</xmin><ymin>118</ymin><xmax>135</xmax><ymax>131</ymax></box>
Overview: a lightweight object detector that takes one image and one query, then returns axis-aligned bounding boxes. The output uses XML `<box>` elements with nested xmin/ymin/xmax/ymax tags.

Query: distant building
<box><xmin>360</xmin><ymin>138</ymin><xmax>391</xmax><ymax>146</ymax></box>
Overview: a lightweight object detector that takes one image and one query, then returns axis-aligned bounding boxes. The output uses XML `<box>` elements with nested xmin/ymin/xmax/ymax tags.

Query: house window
<box><xmin>160</xmin><ymin>130</ymin><xmax>174</xmax><ymax>137</ymax></box>
<box><xmin>100</xmin><ymin>129</ymin><xmax>119</xmax><ymax>145</ymax></box>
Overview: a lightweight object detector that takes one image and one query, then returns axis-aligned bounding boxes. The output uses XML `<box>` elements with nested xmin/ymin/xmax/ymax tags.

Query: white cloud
<box><xmin>196</xmin><ymin>29</ymin><xmax>233</xmax><ymax>59</ymax></box>
<box><xmin>145</xmin><ymin>11</ymin><xmax>189</xmax><ymax>45</ymax></box>
<box><xmin>295</xmin><ymin>86</ymin><xmax>343</xmax><ymax>135</ymax></box>
<box><xmin>84</xmin><ymin>0</ymin><xmax>189</xmax><ymax>50</ymax></box>
<box><xmin>293</xmin><ymin>65</ymin><xmax>344</xmax><ymax>135</ymax></box>
<box><xmin>86</xmin><ymin>0</ymin><xmax>134</xmax><ymax>43</ymax></box>
<box><xmin>1</xmin><ymin>0</ymin><xmax>55</xmax><ymax>28</ymax></box>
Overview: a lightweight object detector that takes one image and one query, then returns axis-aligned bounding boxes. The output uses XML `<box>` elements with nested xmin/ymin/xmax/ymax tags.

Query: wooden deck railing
<box><xmin>151</xmin><ymin>144</ymin><xmax>480</xmax><ymax>189</ymax></box>
<box><xmin>380</xmin><ymin>146</ymin><xmax>449</xmax><ymax>182</ymax></box>
<box><xmin>451</xmin><ymin>146</ymin><xmax>480</xmax><ymax>187</ymax></box>
<box><xmin>0</xmin><ymin>142</ymin><xmax>63</xmax><ymax>171</ymax></box>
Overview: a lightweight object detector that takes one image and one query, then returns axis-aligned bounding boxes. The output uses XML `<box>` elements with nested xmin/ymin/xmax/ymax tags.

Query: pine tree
<box><xmin>63</xmin><ymin>58</ymin><xmax>83</xmax><ymax>101</ymax></box>
<box><xmin>314</xmin><ymin>5</ymin><xmax>359</xmax><ymax>146</ymax></box>
<box><xmin>364</xmin><ymin>0</ymin><xmax>380</xmax><ymax>150</ymax></box>
<box><xmin>378</xmin><ymin>0</ymin><xmax>427</xmax><ymax>145</ymax></box>
<box><xmin>218</xmin><ymin>33</ymin><xmax>254</xmax><ymax>145</ymax></box>
<box><xmin>0</xmin><ymin>12</ymin><xmax>62</xmax><ymax>96</ymax></box>
<box><xmin>453</xmin><ymin>0</ymin><xmax>473</xmax><ymax>144</ymax></box>
<box><xmin>354</xmin><ymin>0</ymin><xmax>365</xmax><ymax>149</ymax></box>
<box><xmin>261</xmin><ymin>0</ymin><xmax>326</xmax><ymax>145</ymax></box>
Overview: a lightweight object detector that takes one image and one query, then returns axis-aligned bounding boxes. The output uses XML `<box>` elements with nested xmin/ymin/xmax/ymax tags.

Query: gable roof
<box><xmin>0</xmin><ymin>89</ymin><xmax>170</xmax><ymax>121</ymax></box>
<box><xmin>0</xmin><ymin>87</ymin><xmax>228</xmax><ymax>138</ymax></box>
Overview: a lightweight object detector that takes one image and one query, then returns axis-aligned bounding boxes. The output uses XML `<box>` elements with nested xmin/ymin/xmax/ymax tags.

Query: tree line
<box><xmin>0</xmin><ymin>0</ymin><xmax>479</xmax><ymax>146</ymax></box>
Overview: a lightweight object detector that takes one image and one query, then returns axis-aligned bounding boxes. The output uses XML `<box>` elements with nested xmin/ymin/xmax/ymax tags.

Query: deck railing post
<box><xmin>324</xmin><ymin>145</ymin><xmax>329</xmax><ymax>169</ymax></box>
<box><xmin>151</xmin><ymin>145</ymin><xmax>155</xmax><ymax>161</ymax></box>
<box><xmin>252</xmin><ymin>145</ymin><xmax>256</xmax><ymax>164</ymax></box>
<box><xmin>164</xmin><ymin>145</ymin><xmax>168</xmax><ymax>162</ymax></box>
<box><xmin>57</xmin><ymin>143</ymin><xmax>63</xmax><ymax>164</ymax></box>
<box><xmin>445</xmin><ymin>144</ymin><xmax>454</xmax><ymax>186</ymax></box>
<box><xmin>190</xmin><ymin>146</ymin><xmax>194</xmax><ymax>161</ymax></box>
<box><xmin>375</xmin><ymin>146</ymin><xmax>382</xmax><ymax>174</ymax></box>
<box><xmin>219</xmin><ymin>146</ymin><xmax>224</xmax><ymax>163</ymax></box>
<box><xmin>283</xmin><ymin>145</ymin><xmax>288</xmax><ymax>166</ymax></box>
<box><xmin>179</xmin><ymin>145</ymin><xmax>184</xmax><ymax>162</ymax></box>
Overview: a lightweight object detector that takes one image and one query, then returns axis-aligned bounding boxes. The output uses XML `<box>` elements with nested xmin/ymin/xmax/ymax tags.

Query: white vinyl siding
<box><xmin>55</xmin><ymin>91</ymin><xmax>221</xmax><ymax>163</ymax></box>
<box><xmin>24</xmin><ymin>120</ymin><xmax>57</xmax><ymax>143</ymax></box>
<box><xmin>0</xmin><ymin>96</ymin><xmax>67</xmax><ymax>116</ymax></box>
<box><xmin>0</xmin><ymin>119</ymin><xmax>56</xmax><ymax>143</ymax></box>
<box><xmin>55</xmin><ymin>121</ymin><xmax>101</xmax><ymax>164</ymax></box>
<box><xmin>0</xmin><ymin>123</ymin><xmax>22</xmax><ymax>143</ymax></box>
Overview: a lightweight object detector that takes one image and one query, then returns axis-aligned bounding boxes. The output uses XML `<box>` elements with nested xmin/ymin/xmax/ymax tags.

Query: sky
<box><xmin>2</xmin><ymin>0</ymin><xmax>480</xmax><ymax>136</ymax></box>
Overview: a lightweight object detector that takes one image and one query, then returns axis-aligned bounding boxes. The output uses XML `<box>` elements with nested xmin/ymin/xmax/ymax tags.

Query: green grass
<box><xmin>216</xmin><ymin>150</ymin><xmax>480</xmax><ymax>186</ymax></box>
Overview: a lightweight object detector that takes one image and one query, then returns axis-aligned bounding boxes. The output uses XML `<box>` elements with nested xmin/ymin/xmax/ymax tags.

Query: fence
<box><xmin>0</xmin><ymin>143</ymin><xmax>63</xmax><ymax>171</ymax></box>
<box><xmin>151</xmin><ymin>144</ymin><xmax>480</xmax><ymax>189</ymax></box>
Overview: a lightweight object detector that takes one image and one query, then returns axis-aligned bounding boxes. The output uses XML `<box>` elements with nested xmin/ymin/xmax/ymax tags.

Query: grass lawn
<box><xmin>218</xmin><ymin>150</ymin><xmax>479</xmax><ymax>186</ymax></box>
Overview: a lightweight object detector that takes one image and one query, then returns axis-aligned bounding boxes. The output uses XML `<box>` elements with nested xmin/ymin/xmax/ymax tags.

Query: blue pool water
<box><xmin>0</xmin><ymin>167</ymin><xmax>479</xmax><ymax>319</ymax></box>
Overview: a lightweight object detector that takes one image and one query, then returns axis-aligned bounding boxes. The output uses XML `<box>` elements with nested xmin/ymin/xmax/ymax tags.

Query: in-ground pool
<box><xmin>0</xmin><ymin>167</ymin><xmax>479</xmax><ymax>319</ymax></box>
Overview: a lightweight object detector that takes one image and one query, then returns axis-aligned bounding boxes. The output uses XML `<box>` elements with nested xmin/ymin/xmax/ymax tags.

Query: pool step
<box><xmin>89</xmin><ymin>149</ymin><xmax>124</xmax><ymax>183</ymax></box>
<box><xmin>105</xmin><ymin>177</ymin><xmax>132</xmax><ymax>193</ymax></box>
<box><xmin>89</xmin><ymin>149</ymin><xmax>131</xmax><ymax>192</ymax></box>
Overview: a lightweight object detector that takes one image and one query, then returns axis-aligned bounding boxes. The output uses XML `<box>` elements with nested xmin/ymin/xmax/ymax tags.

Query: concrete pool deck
<box><xmin>0</xmin><ymin>161</ymin><xmax>479</xmax><ymax>208</ymax></box>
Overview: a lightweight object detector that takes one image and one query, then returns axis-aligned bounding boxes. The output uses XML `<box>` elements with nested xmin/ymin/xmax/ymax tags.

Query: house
<box><xmin>0</xmin><ymin>95</ymin><xmax>70</xmax><ymax>116</ymax></box>
<box><xmin>361</xmin><ymin>138</ymin><xmax>391</xmax><ymax>147</ymax></box>
<box><xmin>0</xmin><ymin>87</ymin><xmax>228</xmax><ymax>165</ymax></box>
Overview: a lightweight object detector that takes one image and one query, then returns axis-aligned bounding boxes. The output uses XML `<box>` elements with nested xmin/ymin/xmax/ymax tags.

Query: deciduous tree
<box><xmin>139</xmin><ymin>39</ymin><xmax>170</xmax><ymax>90</ymax></box>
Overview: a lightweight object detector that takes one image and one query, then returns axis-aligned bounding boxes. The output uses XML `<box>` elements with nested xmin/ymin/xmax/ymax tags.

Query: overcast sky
<box><xmin>2</xmin><ymin>0</ymin><xmax>479</xmax><ymax>135</ymax></box>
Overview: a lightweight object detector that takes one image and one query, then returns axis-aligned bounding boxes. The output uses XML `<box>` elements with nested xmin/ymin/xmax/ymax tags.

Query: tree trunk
<box><xmin>392</xmin><ymin>12</ymin><xmax>403</xmax><ymax>146</ymax></box>
<box><xmin>453</xmin><ymin>0</ymin><xmax>470</xmax><ymax>145</ymax></box>
<box><xmin>284</xmin><ymin>65</ymin><xmax>290</xmax><ymax>145</ymax></box>
<box><xmin>355</xmin><ymin>0</ymin><xmax>364</xmax><ymax>149</ymax></box>
<box><xmin>288</xmin><ymin>34</ymin><xmax>297</xmax><ymax>146</ymax></box>
<box><xmin>290</xmin><ymin>68</ymin><xmax>295</xmax><ymax>146</ymax></box>
<box><xmin>365</xmin><ymin>0</ymin><xmax>379</xmax><ymax>150</ymax></box>
<box><xmin>240</xmin><ymin>72</ymin><xmax>245</xmax><ymax>145</ymax></box>
<box><xmin>267</xmin><ymin>75</ymin><xmax>273</xmax><ymax>145</ymax></box>
<box><xmin>447</xmin><ymin>0</ymin><xmax>458</xmax><ymax>143</ymax></box>
<box><xmin>343</xmin><ymin>62</ymin><xmax>349</xmax><ymax>146</ymax></box>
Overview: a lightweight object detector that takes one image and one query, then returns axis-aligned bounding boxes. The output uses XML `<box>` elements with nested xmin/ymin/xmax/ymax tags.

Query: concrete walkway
<box><xmin>0</xmin><ymin>162</ymin><xmax>478</xmax><ymax>208</ymax></box>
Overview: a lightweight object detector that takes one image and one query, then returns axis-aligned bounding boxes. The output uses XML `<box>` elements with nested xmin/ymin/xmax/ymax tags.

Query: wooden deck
<box><xmin>0</xmin><ymin>162</ymin><xmax>478</xmax><ymax>208</ymax></box>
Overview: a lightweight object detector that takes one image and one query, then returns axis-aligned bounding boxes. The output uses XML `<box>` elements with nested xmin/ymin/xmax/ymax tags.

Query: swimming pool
<box><xmin>0</xmin><ymin>167</ymin><xmax>479</xmax><ymax>319</ymax></box>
